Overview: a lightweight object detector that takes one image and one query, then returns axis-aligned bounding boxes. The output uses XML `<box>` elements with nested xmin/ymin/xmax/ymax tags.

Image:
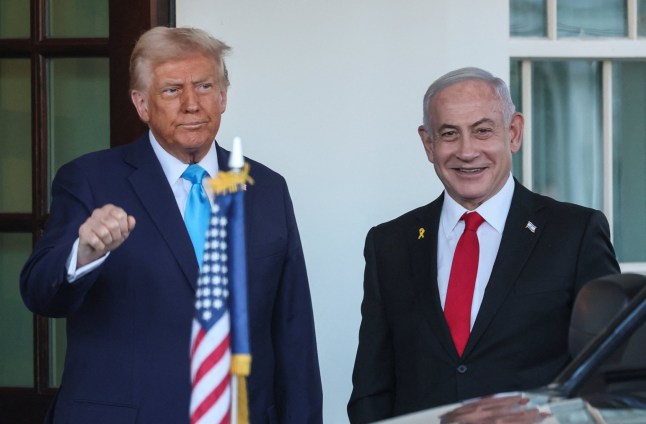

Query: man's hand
<box><xmin>440</xmin><ymin>395</ymin><xmax>551</xmax><ymax>423</ymax></box>
<box><xmin>77</xmin><ymin>204</ymin><xmax>136</xmax><ymax>268</ymax></box>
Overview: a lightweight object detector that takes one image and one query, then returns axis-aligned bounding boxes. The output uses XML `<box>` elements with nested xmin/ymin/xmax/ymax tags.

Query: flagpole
<box><xmin>231</xmin><ymin>376</ymin><xmax>239</xmax><ymax>424</ymax></box>
<box><xmin>229</xmin><ymin>136</ymin><xmax>244</xmax><ymax>424</ymax></box>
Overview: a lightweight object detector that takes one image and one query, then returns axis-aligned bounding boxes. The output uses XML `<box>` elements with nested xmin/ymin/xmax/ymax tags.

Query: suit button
<box><xmin>457</xmin><ymin>365</ymin><xmax>467</xmax><ymax>373</ymax></box>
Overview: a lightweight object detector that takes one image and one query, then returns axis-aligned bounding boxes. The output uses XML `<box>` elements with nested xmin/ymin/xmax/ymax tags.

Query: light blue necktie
<box><xmin>182</xmin><ymin>164</ymin><xmax>211</xmax><ymax>267</ymax></box>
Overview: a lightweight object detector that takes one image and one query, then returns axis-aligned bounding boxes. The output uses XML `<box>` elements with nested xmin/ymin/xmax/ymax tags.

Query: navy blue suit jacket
<box><xmin>21</xmin><ymin>134</ymin><xmax>323</xmax><ymax>424</ymax></box>
<box><xmin>348</xmin><ymin>181</ymin><xmax>619</xmax><ymax>423</ymax></box>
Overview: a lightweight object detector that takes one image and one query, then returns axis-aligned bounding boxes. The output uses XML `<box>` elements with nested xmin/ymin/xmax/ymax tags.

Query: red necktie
<box><xmin>445</xmin><ymin>211</ymin><xmax>485</xmax><ymax>356</ymax></box>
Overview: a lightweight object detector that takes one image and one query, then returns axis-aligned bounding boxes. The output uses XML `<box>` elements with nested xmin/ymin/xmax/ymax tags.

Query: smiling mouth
<box><xmin>457</xmin><ymin>168</ymin><xmax>484</xmax><ymax>174</ymax></box>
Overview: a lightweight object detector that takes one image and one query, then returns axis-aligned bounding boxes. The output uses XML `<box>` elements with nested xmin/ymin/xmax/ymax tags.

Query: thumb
<box><xmin>128</xmin><ymin>215</ymin><xmax>136</xmax><ymax>232</ymax></box>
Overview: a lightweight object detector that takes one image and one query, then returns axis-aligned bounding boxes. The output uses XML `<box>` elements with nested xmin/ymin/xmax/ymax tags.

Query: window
<box><xmin>0</xmin><ymin>1</ymin><xmax>173</xmax><ymax>422</ymax></box>
<box><xmin>510</xmin><ymin>0</ymin><xmax>646</xmax><ymax>271</ymax></box>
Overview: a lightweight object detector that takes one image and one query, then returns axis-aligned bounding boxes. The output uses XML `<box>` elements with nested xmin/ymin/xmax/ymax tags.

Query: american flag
<box><xmin>190</xmin><ymin>187</ymin><xmax>251</xmax><ymax>424</ymax></box>
<box><xmin>190</xmin><ymin>198</ymin><xmax>233</xmax><ymax>424</ymax></box>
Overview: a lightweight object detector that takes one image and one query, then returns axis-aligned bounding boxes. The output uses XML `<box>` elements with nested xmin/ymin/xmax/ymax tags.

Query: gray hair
<box><xmin>422</xmin><ymin>67</ymin><xmax>516</xmax><ymax>137</ymax></box>
<box><xmin>129</xmin><ymin>26</ymin><xmax>231</xmax><ymax>92</ymax></box>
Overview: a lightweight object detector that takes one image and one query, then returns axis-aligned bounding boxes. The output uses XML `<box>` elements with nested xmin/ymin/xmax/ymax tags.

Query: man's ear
<box><xmin>219</xmin><ymin>87</ymin><xmax>228</xmax><ymax>113</ymax></box>
<box><xmin>130</xmin><ymin>90</ymin><xmax>150</xmax><ymax>123</ymax></box>
<box><xmin>418</xmin><ymin>125</ymin><xmax>435</xmax><ymax>163</ymax></box>
<box><xmin>509</xmin><ymin>112</ymin><xmax>524</xmax><ymax>153</ymax></box>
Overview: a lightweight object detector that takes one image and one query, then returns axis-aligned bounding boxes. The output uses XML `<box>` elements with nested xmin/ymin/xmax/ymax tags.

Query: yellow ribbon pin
<box><xmin>418</xmin><ymin>228</ymin><xmax>425</xmax><ymax>239</ymax></box>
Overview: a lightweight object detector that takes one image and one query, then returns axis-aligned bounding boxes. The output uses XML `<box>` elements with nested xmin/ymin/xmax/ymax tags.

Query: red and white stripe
<box><xmin>190</xmin><ymin>312</ymin><xmax>231</xmax><ymax>424</ymax></box>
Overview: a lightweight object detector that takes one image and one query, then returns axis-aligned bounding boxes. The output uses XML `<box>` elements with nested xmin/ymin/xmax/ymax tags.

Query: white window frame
<box><xmin>510</xmin><ymin>0</ymin><xmax>646</xmax><ymax>273</ymax></box>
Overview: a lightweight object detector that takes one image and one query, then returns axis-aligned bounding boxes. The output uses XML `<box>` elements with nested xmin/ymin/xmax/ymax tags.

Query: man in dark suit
<box><xmin>347</xmin><ymin>67</ymin><xmax>619</xmax><ymax>423</ymax></box>
<box><xmin>20</xmin><ymin>27</ymin><xmax>322</xmax><ymax>424</ymax></box>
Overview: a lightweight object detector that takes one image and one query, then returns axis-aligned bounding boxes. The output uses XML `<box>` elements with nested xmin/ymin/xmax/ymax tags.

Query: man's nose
<box><xmin>181</xmin><ymin>88</ymin><xmax>199</xmax><ymax>112</ymax></box>
<box><xmin>456</xmin><ymin>136</ymin><xmax>479</xmax><ymax>160</ymax></box>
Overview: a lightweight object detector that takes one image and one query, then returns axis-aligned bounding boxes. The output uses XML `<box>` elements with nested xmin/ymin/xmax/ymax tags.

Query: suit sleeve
<box><xmin>272</xmin><ymin>184</ymin><xmax>323</xmax><ymax>424</ymax></box>
<box><xmin>347</xmin><ymin>227</ymin><xmax>396</xmax><ymax>424</ymax></box>
<box><xmin>20</xmin><ymin>161</ymin><xmax>103</xmax><ymax>317</ymax></box>
<box><xmin>574</xmin><ymin>209</ymin><xmax>620</xmax><ymax>290</ymax></box>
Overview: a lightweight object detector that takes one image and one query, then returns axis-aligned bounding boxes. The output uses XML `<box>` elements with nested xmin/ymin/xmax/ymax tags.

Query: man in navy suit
<box><xmin>347</xmin><ymin>67</ymin><xmax>619</xmax><ymax>423</ymax></box>
<box><xmin>21</xmin><ymin>26</ymin><xmax>322</xmax><ymax>424</ymax></box>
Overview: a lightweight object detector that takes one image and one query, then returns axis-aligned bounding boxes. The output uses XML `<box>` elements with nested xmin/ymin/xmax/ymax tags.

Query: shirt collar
<box><xmin>148</xmin><ymin>130</ymin><xmax>220</xmax><ymax>184</ymax></box>
<box><xmin>441</xmin><ymin>173</ymin><xmax>515</xmax><ymax>235</ymax></box>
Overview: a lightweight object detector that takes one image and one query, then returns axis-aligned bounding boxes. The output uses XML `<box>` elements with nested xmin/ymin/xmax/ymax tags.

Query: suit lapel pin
<box><xmin>418</xmin><ymin>228</ymin><xmax>425</xmax><ymax>239</ymax></box>
<box><xmin>525</xmin><ymin>221</ymin><xmax>537</xmax><ymax>233</ymax></box>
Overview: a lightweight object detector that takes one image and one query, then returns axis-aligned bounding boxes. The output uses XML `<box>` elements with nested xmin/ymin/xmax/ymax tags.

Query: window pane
<box><xmin>43</xmin><ymin>56</ymin><xmax>110</xmax><ymax>392</ymax></box>
<box><xmin>0</xmin><ymin>0</ymin><xmax>30</xmax><ymax>38</ymax></box>
<box><xmin>612</xmin><ymin>61</ymin><xmax>646</xmax><ymax>262</ymax></box>
<box><xmin>0</xmin><ymin>59</ymin><xmax>32</xmax><ymax>213</ymax></box>
<box><xmin>639</xmin><ymin>0</ymin><xmax>646</xmax><ymax>37</ymax></box>
<box><xmin>558</xmin><ymin>0</ymin><xmax>626</xmax><ymax>38</ymax></box>
<box><xmin>0</xmin><ymin>233</ymin><xmax>34</xmax><ymax>386</ymax></box>
<box><xmin>531</xmin><ymin>61</ymin><xmax>603</xmax><ymax>210</ymax></box>
<box><xmin>510</xmin><ymin>0</ymin><xmax>546</xmax><ymax>37</ymax></box>
<box><xmin>48</xmin><ymin>58</ymin><xmax>110</xmax><ymax>191</ymax></box>
<box><xmin>47</xmin><ymin>0</ymin><xmax>108</xmax><ymax>38</ymax></box>
<box><xmin>510</xmin><ymin>60</ymin><xmax>523</xmax><ymax>179</ymax></box>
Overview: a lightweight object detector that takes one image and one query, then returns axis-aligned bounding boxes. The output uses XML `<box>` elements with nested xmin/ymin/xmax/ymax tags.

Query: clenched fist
<box><xmin>77</xmin><ymin>204</ymin><xmax>136</xmax><ymax>267</ymax></box>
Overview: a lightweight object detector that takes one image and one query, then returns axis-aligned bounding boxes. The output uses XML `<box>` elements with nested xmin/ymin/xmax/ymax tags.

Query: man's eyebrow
<box><xmin>158</xmin><ymin>79</ymin><xmax>183</xmax><ymax>87</ymax></box>
<box><xmin>472</xmin><ymin>118</ymin><xmax>495</xmax><ymax>127</ymax></box>
<box><xmin>192</xmin><ymin>76</ymin><xmax>213</xmax><ymax>84</ymax></box>
<box><xmin>437</xmin><ymin>123</ymin><xmax>459</xmax><ymax>132</ymax></box>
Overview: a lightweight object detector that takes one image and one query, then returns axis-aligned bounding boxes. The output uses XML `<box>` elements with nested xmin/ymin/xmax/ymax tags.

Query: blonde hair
<box><xmin>129</xmin><ymin>26</ymin><xmax>231</xmax><ymax>92</ymax></box>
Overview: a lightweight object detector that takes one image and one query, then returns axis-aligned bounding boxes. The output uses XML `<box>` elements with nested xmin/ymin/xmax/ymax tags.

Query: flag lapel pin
<box><xmin>525</xmin><ymin>221</ymin><xmax>537</xmax><ymax>233</ymax></box>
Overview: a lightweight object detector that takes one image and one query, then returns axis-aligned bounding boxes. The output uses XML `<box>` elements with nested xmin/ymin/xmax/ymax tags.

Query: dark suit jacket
<box><xmin>20</xmin><ymin>133</ymin><xmax>322</xmax><ymax>424</ymax></box>
<box><xmin>347</xmin><ymin>180</ymin><xmax>619</xmax><ymax>423</ymax></box>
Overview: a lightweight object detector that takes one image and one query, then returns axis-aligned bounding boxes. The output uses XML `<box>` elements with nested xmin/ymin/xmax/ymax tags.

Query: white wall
<box><xmin>177</xmin><ymin>2</ymin><xmax>509</xmax><ymax>422</ymax></box>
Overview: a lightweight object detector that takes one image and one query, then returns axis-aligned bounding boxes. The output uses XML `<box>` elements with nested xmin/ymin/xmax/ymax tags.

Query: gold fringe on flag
<box><xmin>210</xmin><ymin>163</ymin><xmax>254</xmax><ymax>195</ymax></box>
<box><xmin>232</xmin><ymin>354</ymin><xmax>252</xmax><ymax>424</ymax></box>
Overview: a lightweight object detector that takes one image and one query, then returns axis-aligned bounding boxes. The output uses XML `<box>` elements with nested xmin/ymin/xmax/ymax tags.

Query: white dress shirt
<box><xmin>437</xmin><ymin>173</ymin><xmax>515</xmax><ymax>329</ymax></box>
<box><xmin>66</xmin><ymin>130</ymin><xmax>219</xmax><ymax>281</ymax></box>
<box><xmin>150</xmin><ymin>130</ymin><xmax>219</xmax><ymax>217</ymax></box>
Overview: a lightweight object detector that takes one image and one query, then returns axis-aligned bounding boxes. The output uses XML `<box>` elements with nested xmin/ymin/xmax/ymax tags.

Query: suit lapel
<box><xmin>124</xmin><ymin>135</ymin><xmax>199</xmax><ymax>290</ymax></box>
<box><xmin>464</xmin><ymin>181</ymin><xmax>546</xmax><ymax>357</ymax></box>
<box><xmin>410</xmin><ymin>194</ymin><xmax>458</xmax><ymax>358</ymax></box>
<box><xmin>215</xmin><ymin>142</ymin><xmax>230</xmax><ymax>171</ymax></box>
